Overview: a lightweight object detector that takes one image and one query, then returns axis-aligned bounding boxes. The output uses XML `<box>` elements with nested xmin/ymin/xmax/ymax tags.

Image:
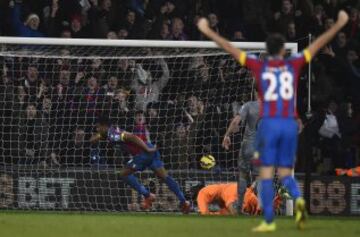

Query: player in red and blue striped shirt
<box><xmin>90</xmin><ymin>117</ymin><xmax>191</xmax><ymax>213</ymax></box>
<box><xmin>242</xmin><ymin>52</ymin><xmax>306</xmax><ymax>118</ymax></box>
<box><xmin>198</xmin><ymin>10</ymin><xmax>349</xmax><ymax>232</ymax></box>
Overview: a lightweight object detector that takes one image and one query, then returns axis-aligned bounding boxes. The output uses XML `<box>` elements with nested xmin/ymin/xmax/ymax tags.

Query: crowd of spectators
<box><xmin>0</xmin><ymin>0</ymin><xmax>359</xmax><ymax>174</ymax></box>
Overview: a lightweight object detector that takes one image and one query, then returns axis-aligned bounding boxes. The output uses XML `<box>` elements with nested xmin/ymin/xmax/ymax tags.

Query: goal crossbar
<box><xmin>0</xmin><ymin>37</ymin><xmax>298</xmax><ymax>53</ymax></box>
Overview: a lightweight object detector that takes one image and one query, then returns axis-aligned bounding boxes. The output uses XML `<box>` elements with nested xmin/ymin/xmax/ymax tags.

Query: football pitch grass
<box><xmin>0</xmin><ymin>212</ymin><xmax>359</xmax><ymax>237</ymax></box>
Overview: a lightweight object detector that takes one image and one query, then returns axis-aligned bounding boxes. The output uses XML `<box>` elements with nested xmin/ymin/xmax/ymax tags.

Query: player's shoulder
<box><xmin>246</xmin><ymin>53</ymin><xmax>258</xmax><ymax>60</ymax></box>
<box><xmin>247</xmin><ymin>101</ymin><xmax>259</xmax><ymax>107</ymax></box>
<box><xmin>287</xmin><ymin>52</ymin><xmax>304</xmax><ymax>61</ymax></box>
<box><xmin>207</xmin><ymin>183</ymin><xmax>225</xmax><ymax>189</ymax></box>
<box><xmin>109</xmin><ymin>126</ymin><xmax>126</xmax><ymax>135</ymax></box>
<box><xmin>286</xmin><ymin>49</ymin><xmax>312</xmax><ymax>66</ymax></box>
<box><xmin>248</xmin><ymin>101</ymin><xmax>260</xmax><ymax>111</ymax></box>
<box><xmin>242</xmin><ymin>100</ymin><xmax>258</xmax><ymax>109</ymax></box>
<box><xmin>289</xmin><ymin>52</ymin><xmax>304</xmax><ymax>59</ymax></box>
<box><xmin>240</xmin><ymin>52</ymin><xmax>264</xmax><ymax>68</ymax></box>
<box><xmin>109</xmin><ymin>126</ymin><xmax>128</xmax><ymax>142</ymax></box>
<box><xmin>223</xmin><ymin>183</ymin><xmax>238</xmax><ymax>193</ymax></box>
<box><xmin>228</xmin><ymin>182</ymin><xmax>237</xmax><ymax>189</ymax></box>
<box><xmin>134</xmin><ymin>124</ymin><xmax>146</xmax><ymax>132</ymax></box>
<box><xmin>243</xmin><ymin>53</ymin><xmax>262</xmax><ymax>63</ymax></box>
<box><xmin>241</xmin><ymin>102</ymin><xmax>249</xmax><ymax>108</ymax></box>
<box><xmin>288</xmin><ymin>48</ymin><xmax>312</xmax><ymax>62</ymax></box>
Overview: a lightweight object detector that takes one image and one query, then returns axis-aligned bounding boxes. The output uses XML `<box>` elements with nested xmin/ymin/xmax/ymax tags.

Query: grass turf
<box><xmin>0</xmin><ymin>212</ymin><xmax>359</xmax><ymax>237</ymax></box>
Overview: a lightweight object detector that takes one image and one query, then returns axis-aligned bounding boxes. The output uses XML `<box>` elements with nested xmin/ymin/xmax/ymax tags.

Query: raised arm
<box><xmin>154</xmin><ymin>58</ymin><xmax>170</xmax><ymax>90</ymax></box>
<box><xmin>197</xmin><ymin>18</ymin><xmax>242</xmax><ymax>61</ymax></box>
<box><xmin>307</xmin><ymin>10</ymin><xmax>349</xmax><ymax>58</ymax></box>
<box><xmin>9</xmin><ymin>1</ymin><xmax>25</xmax><ymax>35</ymax></box>
<box><xmin>197</xmin><ymin>189</ymin><xmax>211</xmax><ymax>215</ymax></box>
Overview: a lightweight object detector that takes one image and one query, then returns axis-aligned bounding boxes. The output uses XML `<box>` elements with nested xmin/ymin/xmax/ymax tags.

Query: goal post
<box><xmin>0</xmin><ymin>37</ymin><xmax>297</xmax><ymax>212</ymax></box>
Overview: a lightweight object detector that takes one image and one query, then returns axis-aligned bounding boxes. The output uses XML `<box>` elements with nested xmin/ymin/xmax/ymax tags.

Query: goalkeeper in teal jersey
<box><xmin>90</xmin><ymin>117</ymin><xmax>191</xmax><ymax>213</ymax></box>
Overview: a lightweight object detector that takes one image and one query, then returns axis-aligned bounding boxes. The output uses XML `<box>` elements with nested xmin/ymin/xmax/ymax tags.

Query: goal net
<box><xmin>0</xmin><ymin>37</ymin><xmax>297</xmax><ymax>212</ymax></box>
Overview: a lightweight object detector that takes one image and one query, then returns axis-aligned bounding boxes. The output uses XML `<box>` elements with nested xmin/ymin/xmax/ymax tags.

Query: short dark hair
<box><xmin>266</xmin><ymin>33</ymin><xmax>286</xmax><ymax>56</ymax></box>
<box><xmin>97</xmin><ymin>116</ymin><xmax>111</xmax><ymax>126</ymax></box>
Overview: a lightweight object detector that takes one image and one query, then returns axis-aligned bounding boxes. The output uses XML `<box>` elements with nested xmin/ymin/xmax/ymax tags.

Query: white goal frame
<box><xmin>0</xmin><ymin>37</ymin><xmax>298</xmax><ymax>53</ymax></box>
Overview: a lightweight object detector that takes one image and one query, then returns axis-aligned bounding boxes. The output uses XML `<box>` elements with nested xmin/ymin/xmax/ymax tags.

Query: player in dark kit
<box><xmin>90</xmin><ymin>117</ymin><xmax>191</xmax><ymax>213</ymax></box>
<box><xmin>198</xmin><ymin>10</ymin><xmax>349</xmax><ymax>232</ymax></box>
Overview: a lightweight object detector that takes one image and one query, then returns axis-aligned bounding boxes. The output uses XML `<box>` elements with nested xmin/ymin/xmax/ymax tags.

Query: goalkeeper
<box><xmin>195</xmin><ymin>182</ymin><xmax>281</xmax><ymax>215</ymax></box>
<box><xmin>90</xmin><ymin>117</ymin><xmax>190</xmax><ymax>213</ymax></box>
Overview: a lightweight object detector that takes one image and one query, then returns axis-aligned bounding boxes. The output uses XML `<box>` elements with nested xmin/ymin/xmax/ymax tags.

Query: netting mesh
<box><xmin>0</xmin><ymin>42</ymin><xmax>260</xmax><ymax>211</ymax></box>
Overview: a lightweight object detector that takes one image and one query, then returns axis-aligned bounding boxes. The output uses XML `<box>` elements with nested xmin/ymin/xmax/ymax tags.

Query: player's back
<box><xmin>258</xmin><ymin>58</ymin><xmax>299</xmax><ymax>118</ymax></box>
<box><xmin>240</xmin><ymin>51</ymin><xmax>310</xmax><ymax>119</ymax></box>
<box><xmin>240</xmin><ymin>50</ymin><xmax>311</xmax><ymax>167</ymax></box>
<box><xmin>239</xmin><ymin>100</ymin><xmax>259</xmax><ymax>143</ymax></box>
<box><xmin>198</xmin><ymin>183</ymin><xmax>237</xmax><ymax>204</ymax></box>
<box><xmin>197</xmin><ymin>183</ymin><xmax>260</xmax><ymax>214</ymax></box>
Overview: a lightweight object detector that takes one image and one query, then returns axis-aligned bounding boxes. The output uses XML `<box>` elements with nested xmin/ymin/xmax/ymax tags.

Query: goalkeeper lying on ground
<box><xmin>194</xmin><ymin>182</ymin><xmax>281</xmax><ymax>215</ymax></box>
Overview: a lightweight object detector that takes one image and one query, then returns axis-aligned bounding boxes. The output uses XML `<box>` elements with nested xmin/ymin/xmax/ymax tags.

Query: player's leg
<box><xmin>277</xmin><ymin>168</ymin><xmax>301</xmax><ymax>203</ymax></box>
<box><xmin>278</xmin><ymin>167</ymin><xmax>306</xmax><ymax>229</ymax></box>
<box><xmin>253</xmin><ymin>166</ymin><xmax>276</xmax><ymax>232</ymax></box>
<box><xmin>260</xmin><ymin>167</ymin><xmax>276</xmax><ymax>215</ymax></box>
<box><xmin>150</xmin><ymin>151</ymin><xmax>186</xmax><ymax>203</ymax></box>
<box><xmin>120</xmin><ymin>156</ymin><xmax>156</xmax><ymax>209</ymax></box>
<box><xmin>118</xmin><ymin>167</ymin><xmax>152</xmax><ymax>198</ymax></box>
<box><xmin>238</xmin><ymin>142</ymin><xmax>253</xmax><ymax>213</ymax></box>
<box><xmin>253</xmin><ymin>119</ymin><xmax>278</xmax><ymax>232</ymax></box>
<box><xmin>278</xmin><ymin>119</ymin><xmax>306</xmax><ymax>229</ymax></box>
<box><xmin>237</xmin><ymin>173</ymin><xmax>248</xmax><ymax>213</ymax></box>
<box><xmin>153</xmin><ymin>166</ymin><xmax>190</xmax><ymax>213</ymax></box>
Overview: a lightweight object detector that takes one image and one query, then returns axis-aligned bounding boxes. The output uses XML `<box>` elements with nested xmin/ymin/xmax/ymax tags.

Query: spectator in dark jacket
<box><xmin>102</xmin><ymin>75</ymin><xmax>119</xmax><ymax>95</ymax></box>
<box><xmin>60</xmin><ymin>127</ymin><xmax>90</xmax><ymax>166</ymax></box>
<box><xmin>333</xmin><ymin>31</ymin><xmax>348</xmax><ymax>61</ymax></box>
<box><xmin>345</xmin><ymin>8</ymin><xmax>360</xmax><ymax>40</ymax></box>
<box><xmin>70</xmin><ymin>14</ymin><xmax>88</xmax><ymax>38</ymax></box>
<box><xmin>9</xmin><ymin>1</ymin><xmax>44</xmax><ymax>37</ymax></box>
<box><xmin>88</xmin><ymin>0</ymin><xmax>115</xmax><ymax>38</ymax></box>
<box><xmin>271</xmin><ymin>0</ymin><xmax>295</xmax><ymax>34</ymax></box>
<box><xmin>19</xmin><ymin>64</ymin><xmax>40</xmax><ymax>101</ymax></box>
<box><xmin>108</xmin><ymin>88</ymin><xmax>132</xmax><ymax>127</ymax></box>
<box><xmin>170</xmin><ymin>17</ymin><xmax>187</xmax><ymax>40</ymax></box>
<box><xmin>18</xmin><ymin>104</ymin><xmax>49</xmax><ymax>164</ymax></box>
<box><xmin>208</xmin><ymin>13</ymin><xmax>221</xmax><ymax>34</ymax></box>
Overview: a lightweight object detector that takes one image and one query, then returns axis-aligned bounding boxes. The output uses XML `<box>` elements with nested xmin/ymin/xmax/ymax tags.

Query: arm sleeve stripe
<box><xmin>239</xmin><ymin>51</ymin><xmax>247</xmax><ymax>66</ymax></box>
<box><xmin>120</xmin><ymin>132</ymin><xmax>126</xmax><ymax>141</ymax></box>
<box><xmin>303</xmin><ymin>49</ymin><xmax>312</xmax><ymax>63</ymax></box>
